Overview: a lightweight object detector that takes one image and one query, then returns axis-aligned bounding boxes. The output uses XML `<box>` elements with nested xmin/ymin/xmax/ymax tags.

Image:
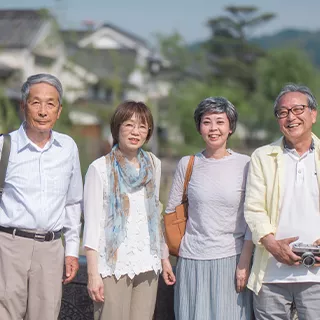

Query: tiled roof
<box><xmin>0</xmin><ymin>10</ymin><xmax>47</xmax><ymax>48</ymax></box>
<box><xmin>68</xmin><ymin>47</ymin><xmax>137</xmax><ymax>82</ymax></box>
<box><xmin>62</xmin><ymin>23</ymin><xmax>149</xmax><ymax>49</ymax></box>
<box><xmin>101</xmin><ymin>23</ymin><xmax>148</xmax><ymax>48</ymax></box>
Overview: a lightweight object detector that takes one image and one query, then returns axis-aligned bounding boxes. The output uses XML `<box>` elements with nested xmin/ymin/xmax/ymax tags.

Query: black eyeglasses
<box><xmin>275</xmin><ymin>105</ymin><xmax>308</xmax><ymax>119</ymax></box>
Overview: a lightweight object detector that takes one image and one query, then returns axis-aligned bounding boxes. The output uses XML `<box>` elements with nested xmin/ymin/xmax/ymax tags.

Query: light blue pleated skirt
<box><xmin>174</xmin><ymin>255</ymin><xmax>253</xmax><ymax>320</ymax></box>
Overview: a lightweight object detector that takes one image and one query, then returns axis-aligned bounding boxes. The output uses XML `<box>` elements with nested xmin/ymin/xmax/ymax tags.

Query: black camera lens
<box><xmin>301</xmin><ymin>252</ymin><xmax>315</xmax><ymax>268</ymax></box>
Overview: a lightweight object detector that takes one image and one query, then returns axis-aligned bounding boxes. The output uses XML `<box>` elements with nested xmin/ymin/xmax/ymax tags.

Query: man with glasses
<box><xmin>245</xmin><ymin>84</ymin><xmax>320</xmax><ymax>319</ymax></box>
<box><xmin>0</xmin><ymin>74</ymin><xmax>83</xmax><ymax>320</ymax></box>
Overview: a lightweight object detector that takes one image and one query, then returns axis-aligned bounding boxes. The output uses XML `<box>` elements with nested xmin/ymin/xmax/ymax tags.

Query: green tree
<box><xmin>206</xmin><ymin>6</ymin><xmax>275</xmax><ymax>93</ymax></box>
<box><xmin>155</xmin><ymin>32</ymin><xmax>209</xmax><ymax>79</ymax></box>
<box><xmin>251</xmin><ymin>47</ymin><xmax>320</xmax><ymax>140</ymax></box>
<box><xmin>167</xmin><ymin>79</ymin><xmax>248</xmax><ymax>154</ymax></box>
<box><xmin>154</xmin><ymin>32</ymin><xmax>251</xmax><ymax>154</ymax></box>
<box><xmin>0</xmin><ymin>88</ymin><xmax>20</xmax><ymax>133</ymax></box>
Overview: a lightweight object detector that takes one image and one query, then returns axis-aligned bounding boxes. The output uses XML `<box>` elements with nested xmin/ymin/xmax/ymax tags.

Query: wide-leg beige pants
<box><xmin>94</xmin><ymin>271</ymin><xmax>158</xmax><ymax>320</ymax></box>
<box><xmin>0</xmin><ymin>231</ymin><xmax>64</xmax><ymax>320</ymax></box>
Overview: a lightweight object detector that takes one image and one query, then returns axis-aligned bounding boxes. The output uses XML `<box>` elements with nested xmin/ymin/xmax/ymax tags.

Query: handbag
<box><xmin>163</xmin><ymin>155</ymin><xmax>195</xmax><ymax>256</ymax></box>
<box><xmin>0</xmin><ymin>134</ymin><xmax>11</xmax><ymax>202</ymax></box>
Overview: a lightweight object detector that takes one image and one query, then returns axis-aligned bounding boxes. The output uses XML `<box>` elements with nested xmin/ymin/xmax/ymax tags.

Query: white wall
<box><xmin>0</xmin><ymin>49</ymin><xmax>29</xmax><ymax>69</ymax></box>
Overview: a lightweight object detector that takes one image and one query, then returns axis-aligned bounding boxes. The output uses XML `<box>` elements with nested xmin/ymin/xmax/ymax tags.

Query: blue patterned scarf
<box><xmin>105</xmin><ymin>144</ymin><xmax>161</xmax><ymax>265</ymax></box>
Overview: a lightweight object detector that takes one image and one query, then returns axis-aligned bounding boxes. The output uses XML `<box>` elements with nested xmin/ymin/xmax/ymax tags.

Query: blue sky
<box><xmin>1</xmin><ymin>0</ymin><xmax>319</xmax><ymax>43</ymax></box>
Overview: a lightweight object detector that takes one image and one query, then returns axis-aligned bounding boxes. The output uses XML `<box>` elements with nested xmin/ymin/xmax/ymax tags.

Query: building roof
<box><xmin>101</xmin><ymin>23</ymin><xmax>148</xmax><ymax>48</ymax></box>
<box><xmin>62</xmin><ymin>23</ymin><xmax>149</xmax><ymax>49</ymax></box>
<box><xmin>0</xmin><ymin>9</ymin><xmax>47</xmax><ymax>48</ymax></box>
<box><xmin>68</xmin><ymin>47</ymin><xmax>137</xmax><ymax>82</ymax></box>
<box><xmin>60</xmin><ymin>29</ymin><xmax>92</xmax><ymax>46</ymax></box>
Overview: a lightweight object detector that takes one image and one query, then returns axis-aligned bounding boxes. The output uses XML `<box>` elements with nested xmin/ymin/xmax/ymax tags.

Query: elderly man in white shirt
<box><xmin>0</xmin><ymin>73</ymin><xmax>83</xmax><ymax>320</ymax></box>
<box><xmin>245</xmin><ymin>84</ymin><xmax>320</xmax><ymax>320</ymax></box>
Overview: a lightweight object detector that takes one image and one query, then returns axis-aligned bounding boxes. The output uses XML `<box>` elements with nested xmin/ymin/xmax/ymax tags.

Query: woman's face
<box><xmin>118</xmin><ymin>113</ymin><xmax>149</xmax><ymax>153</ymax></box>
<box><xmin>199</xmin><ymin>112</ymin><xmax>232</xmax><ymax>151</ymax></box>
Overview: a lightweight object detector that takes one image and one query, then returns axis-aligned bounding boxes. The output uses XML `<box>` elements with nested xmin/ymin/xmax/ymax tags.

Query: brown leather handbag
<box><xmin>164</xmin><ymin>155</ymin><xmax>195</xmax><ymax>256</ymax></box>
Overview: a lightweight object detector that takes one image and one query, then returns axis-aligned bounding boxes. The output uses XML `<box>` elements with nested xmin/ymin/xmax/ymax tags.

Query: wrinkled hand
<box><xmin>63</xmin><ymin>256</ymin><xmax>79</xmax><ymax>284</ymax></box>
<box><xmin>235</xmin><ymin>262</ymin><xmax>250</xmax><ymax>293</ymax></box>
<box><xmin>162</xmin><ymin>258</ymin><xmax>176</xmax><ymax>286</ymax></box>
<box><xmin>87</xmin><ymin>273</ymin><xmax>104</xmax><ymax>302</ymax></box>
<box><xmin>261</xmin><ymin>234</ymin><xmax>300</xmax><ymax>266</ymax></box>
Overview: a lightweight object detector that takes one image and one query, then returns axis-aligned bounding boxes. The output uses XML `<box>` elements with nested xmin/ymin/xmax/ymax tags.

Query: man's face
<box><xmin>21</xmin><ymin>82</ymin><xmax>62</xmax><ymax>135</ymax></box>
<box><xmin>277</xmin><ymin>92</ymin><xmax>317</xmax><ymax>144</ymax></box>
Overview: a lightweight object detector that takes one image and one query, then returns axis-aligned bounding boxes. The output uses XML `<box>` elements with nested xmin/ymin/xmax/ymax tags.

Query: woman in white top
<box><xmin>162</xmin><ymin>97</ymin><xmax>254</xmax><ymax>320</ymax></box>
<box><xmin>83</xmin><ymin>100</ymin><xmax>168</xmax><ymax>320</ymax></box>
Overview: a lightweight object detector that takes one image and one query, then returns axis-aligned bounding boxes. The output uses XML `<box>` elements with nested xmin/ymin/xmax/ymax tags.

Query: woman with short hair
<box><xmin>162</xmin><ymin>97</ymin><xmax>254</xmax><ymax>320</ymax></box>
<box><xmin>83</xmin><ymin>100</ymin><xmax>168</xmax><ymax>320</ymax></box>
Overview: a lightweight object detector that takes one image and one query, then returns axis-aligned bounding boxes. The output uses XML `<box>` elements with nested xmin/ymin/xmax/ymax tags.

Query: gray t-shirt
<box><xmin>165</xmin><ymin>151</ymin><xmax>251</xmax><ymax>260</ymax></box>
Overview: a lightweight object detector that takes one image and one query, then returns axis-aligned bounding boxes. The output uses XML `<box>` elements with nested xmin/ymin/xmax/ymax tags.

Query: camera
<box><xmin>292</xmin><ymin>243</ymin><xmax>320</xmax><ymax>268</ymax></box>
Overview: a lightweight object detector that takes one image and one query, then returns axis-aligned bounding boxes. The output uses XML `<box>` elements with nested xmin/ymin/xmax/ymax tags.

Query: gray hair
<box><xmin>21</xmin><ymin>73</ymin><xmax>63</xmax><ymax>105</ymax></box>
<box><xmin>194</xmin><ymin>97</ymin><xmax>238</xmax><ymax>135</ymax></box>
<box><xmin>274</xmin><ymin>84</ymin><xmax>317</xmax><ymax>114</ymax></box>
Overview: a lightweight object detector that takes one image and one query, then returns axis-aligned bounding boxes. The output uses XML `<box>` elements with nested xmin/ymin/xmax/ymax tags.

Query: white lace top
<box><xmin>83</xmin><ymin>154</ymin><xmax>165</xmax><ymax>279</ymax></box>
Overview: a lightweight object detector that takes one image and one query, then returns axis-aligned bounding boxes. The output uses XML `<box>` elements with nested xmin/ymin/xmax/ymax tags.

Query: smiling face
<box><xmin>200</xmin><ymin>112</ymin><xmax>232</xmax><ymax>151</ymax></box>
<box><xmin>118</xmin><ymin>113</ymin><xmax>149</xmax><ymax>154</ymax></box>
<box><xmin>277</xmin><ymin>92</ymin><xmax>317</xmax><ymax>146</ymax></box>
<box><xmin>21</xmin><ymin>82</ymin><xmax>62</xmax><ymax>137</ymax></box>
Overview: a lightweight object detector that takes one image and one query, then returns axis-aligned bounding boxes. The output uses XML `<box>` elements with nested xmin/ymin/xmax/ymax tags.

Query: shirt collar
<box><xmin>17</xmin><ymin>122</ymin><xmax>62</xmax><ymax>152</ymax></box>
<box><xmin>283</xmin><ymin>137</ymin><xmax>315</xmax><ymax>152</ymax></box>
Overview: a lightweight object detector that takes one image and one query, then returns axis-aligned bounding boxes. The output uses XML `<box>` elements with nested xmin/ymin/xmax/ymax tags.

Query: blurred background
<box><xmin>1</xmin><ymin>0</ymin><xmax>320</xmax><ymax>204</ymax></box>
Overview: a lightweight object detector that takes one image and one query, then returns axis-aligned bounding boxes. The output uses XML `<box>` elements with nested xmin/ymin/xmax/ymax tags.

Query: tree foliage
<box><xmin>0</xmin><ymin>88</ymin><xmax>20</xmax><ymax>133</ymax></box>
<box><xmin>205</xmin><ymin>6</ymin><xmax>275</xmax><ymax>93</ymax></box>
<box><xmin>157</xmin><ymin>7</ymin><xmax>320</xmax><ymax>151</ymax></box>
<box><xmin>250</xmin><ymin>47</ymin><xmax>320</xmax><ymax>140</ymax></box>
<box><xmin>155</xmin><ymin>32</ymin><xmax>210</xmax><ymax>80</ymax></box>
<box><xmin>167</xmin><ymin>79</ymin><xmax>248</xmax><ymax>152</ymax></box>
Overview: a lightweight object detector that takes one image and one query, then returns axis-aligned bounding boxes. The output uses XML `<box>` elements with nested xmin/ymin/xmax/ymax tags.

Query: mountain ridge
<box><xmin>190</xmin><ymin>28</ymin><xmax>320</xmax><ymax>67</ymax></box>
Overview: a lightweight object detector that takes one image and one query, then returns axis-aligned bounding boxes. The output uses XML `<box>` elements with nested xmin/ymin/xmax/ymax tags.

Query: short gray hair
<box><xmin>21</xmin><ymin>73</ymin><xmax>63</xmax><ymax>105</ymax></box>
<box><xmin>194</xmin><ymin>97</ymin><xmax>238</xmax><ymax>135</ymax></box>
<box><xmin>274</xmin><ymin>84</ymin><xmax>317</xmax><ymax>115</ymax></box>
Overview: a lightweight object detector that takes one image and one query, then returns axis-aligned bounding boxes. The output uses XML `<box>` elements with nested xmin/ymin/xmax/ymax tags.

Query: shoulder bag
<box><xmin>163</xmin><ymin>155</ymin><xmax>195</xmax><ymax>256</ymax></box>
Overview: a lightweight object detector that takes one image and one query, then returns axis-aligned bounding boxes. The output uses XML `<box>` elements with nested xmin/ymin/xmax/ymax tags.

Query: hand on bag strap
<box><xmin>181</xmin><ymin>155</ymin><xmax>195</xmax><ymax>203</ymax></box>
<box><xmin>0</xmin><ymin>134</ymin><xmax>11</xmax><ymax>202</ymax></box>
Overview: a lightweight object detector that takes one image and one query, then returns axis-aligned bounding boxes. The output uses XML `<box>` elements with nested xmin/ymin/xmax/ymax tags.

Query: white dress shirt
<box><xmin>0</xmin><ymin>123</ymin><xmax>83</xmax><ymax>257</ymax></box>
<box><xmin>83</xmin><ymin>154</ymin><xmax>165</xmax><ymax>279</ymax></box>
<box><xmin>264</xmin><ymin>147</ymin><xmax>320</xmax><ymax>283</ymax></box>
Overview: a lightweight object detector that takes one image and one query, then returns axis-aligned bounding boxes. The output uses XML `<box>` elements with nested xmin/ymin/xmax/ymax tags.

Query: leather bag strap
<box><xmin>0</xmin><ymin>134</ymin><xmax>11</xmax><ymax>202</ymax></box>
<box><xmin>181</xmin><ymin>155</ymin><xmax>195</xmax><ymax>203</ymax></box>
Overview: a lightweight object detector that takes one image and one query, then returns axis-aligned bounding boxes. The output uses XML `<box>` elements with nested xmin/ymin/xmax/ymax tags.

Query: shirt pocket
<box><xmin>46</xmin><ymin>167</ymin><xmax>72</xmax><ymax>196</ymax></box>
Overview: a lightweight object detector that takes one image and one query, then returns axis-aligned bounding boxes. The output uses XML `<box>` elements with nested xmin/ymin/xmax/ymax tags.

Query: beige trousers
<box><xmin>0</xmin><ymin>231</ymin><xmax>64</xmax><ymax>320</ymax></box>
<box><xmin>94</xmin><ymin>271</ymin><xmax>159</xmax><ymax>320</ymax></box>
